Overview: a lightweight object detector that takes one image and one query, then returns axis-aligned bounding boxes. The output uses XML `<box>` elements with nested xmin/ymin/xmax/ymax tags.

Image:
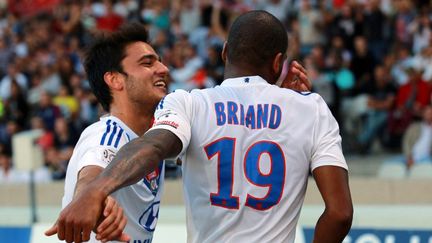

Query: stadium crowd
<box><xmin>0</xmin><ymin>0</ymin><xmax>431</xmax><ymax>182</ymax></box>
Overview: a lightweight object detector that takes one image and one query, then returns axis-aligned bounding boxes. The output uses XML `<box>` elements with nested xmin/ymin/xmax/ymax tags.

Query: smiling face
<box><xmin>120</xmin><ymin>41</ymin><xmax>169</xmax><ymax>109</ymax></box>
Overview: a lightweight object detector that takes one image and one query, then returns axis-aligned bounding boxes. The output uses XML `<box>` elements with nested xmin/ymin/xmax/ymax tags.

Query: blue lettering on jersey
<box><xmin>240</xmin><ymin>104</ymin><xmax>245</xmax><ymax>125</ymax></box>
<box><xmin>132</xmin><ymin>239</ymin><xmax>152</xmax><ymax>243</ymax></box>
<box><xmin>227</xmin><ymin>102</ymin><xmax>239</xmax><ymax>125</ymax></box>
<box><xmin>256</xmin><ymin>104</ymin><xmax>269</xmax><ymax>129</ymax></box>
<box><xmin>269</xmin><ymin>105</ymin><xmax>281</xmax><ymax>129</ymax></box>
<box><xmin>245</xmin><ymin>105</ymin><xmax>256</xmax><ymax>129</ymax></box>
<box><xmin>215</xmin><ymin>102</ymin><xmax>226</xmax><ymax>125</ymax></box>
<box><xmin>139</xmin><ymin>201</ymin><xmax>160</xmax><ymax>232</ymax></box>
<box><xmin>214</xmin><ymin>102</ymin><xmax>281</xmax><ymax>129</ymax></box>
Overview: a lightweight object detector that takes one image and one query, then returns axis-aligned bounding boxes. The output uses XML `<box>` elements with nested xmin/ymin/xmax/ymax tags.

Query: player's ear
<box><xmin>272</xmin><ymin>52</ymin><xmax>284</xmax><ymax>76</ymax></box>
<box><xmin>221</xmin><ymin>42</ymin><xmax>227</xmax><ymax>63</ymax></box>
<box><xmin>104</xmin><ymin>71</ymin><xmax>124</xmax><ymax>91</ymax></box>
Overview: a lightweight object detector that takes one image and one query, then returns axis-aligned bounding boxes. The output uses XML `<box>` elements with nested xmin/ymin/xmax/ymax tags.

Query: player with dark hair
<box><xmin>49</xmin><ymin>11</ymin><xmax>349</xmax><ymax>243</ymax></box>
<box><xmin>45</xmin><ymin>23</ymin><xmax>169</xmax><ymax>242</ymax></box>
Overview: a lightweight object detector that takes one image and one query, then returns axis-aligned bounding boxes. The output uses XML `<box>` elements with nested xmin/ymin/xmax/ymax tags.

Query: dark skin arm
<box><xmin>312</xmin><ymin>166</ymin><xmax>353</xmax><ymax>243</ymax></box>
<box><xmin>45</xmin><ymin>129</ymin><xmax>182</xmax><ymax>243</ymax></box>
<box><xmin>45</xmin><ymin>165</ymin><xmax>129</xmax><ymax>242</ymax></box>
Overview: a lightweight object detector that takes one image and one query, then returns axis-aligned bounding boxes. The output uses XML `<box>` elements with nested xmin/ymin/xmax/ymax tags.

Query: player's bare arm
<box><xmin>100</xmin><ymin>129</ymin><xmax>182</xmax><ymax>195</ymax></box>
<box><xmin>76</xmin><ymin>166</ymin><xmax>128</xmax><ymax>241</ymax></box>
<box><xmin>312</xmin><ymin>165</ymin><xmax>353</xmax><ymax>243</ymax></box>
<box><xmin>48</xmin><ymin>129</ymin><xmax>182</xmax><ymax>242</ymax></box>
<box><xmin>45</xmin><ymin>165</ymin><xmax>129</xmax><ymax>242</ymax></box>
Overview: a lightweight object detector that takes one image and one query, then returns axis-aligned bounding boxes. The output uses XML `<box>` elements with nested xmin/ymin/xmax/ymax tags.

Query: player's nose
<box><xmin>155</xmin><ymin>61</ymin><xmax>169</xmax><ymax>75</ymax></box>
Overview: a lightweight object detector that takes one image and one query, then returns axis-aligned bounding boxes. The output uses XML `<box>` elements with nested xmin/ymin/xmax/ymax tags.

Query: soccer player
<box><xmin>45</xmin><ymin>23</ymin><xmax>169</xmax><ymax>242</ymax></box>
<box><xmin>49</xmin><ymin>10</ymin><xmax>352</xmax><ymax>243</ymax></box>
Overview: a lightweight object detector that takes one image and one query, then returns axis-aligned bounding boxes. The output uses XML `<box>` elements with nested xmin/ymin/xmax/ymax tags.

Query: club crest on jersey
<box><xmin>143</xmin><ymin>162</ymin><xmax>163</xmax><ymax>195</ymax></box>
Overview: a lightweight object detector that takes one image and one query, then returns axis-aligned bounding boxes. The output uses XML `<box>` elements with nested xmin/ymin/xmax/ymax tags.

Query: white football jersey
<box><xmin>149</xmin><ymin>76</ymin><xmax>347</xmax><ymax>243</ymax></box>
<box><xmin>62</xmin><ymin>115</ymin><xmax>164</xmax><ymax>243</ymax></box>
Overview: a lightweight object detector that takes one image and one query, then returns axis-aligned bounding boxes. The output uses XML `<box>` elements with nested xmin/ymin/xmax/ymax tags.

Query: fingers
<box><xmin>57</xmin><ymin>217</ymin><xmax>65</xmax><ymax>241</ymax></box>
<box><xmin>64</xmin><ymin>219</ymin><xmax>74</xmax><ymax>243</ymax></box>
<box><xmin>289</xmin><ymin>61</ymin><xmax>311</xmax><ymax>90</ymax></box>
<box><xmin>97</xmin><ymin>205</ymin><xmax>125</xmax><ymax>241</ymax></box>
<box><xmin>100</xmin><ymin>213</ymin><xmax>128</xmax><ymax>242</ymax></box>
<box><xmin>97</xmin><ymin>197</ymin><xmax>119</xmax><ymax>233</ymax></box>
<box><xmin>44</xmin><ymin>224</ymin><xmax>58</xmax><ymax>236</ymax></box>
<box><xmin>282</xmin><ymin>60</ymin><xmax>311</xmax><ymax>91</ymax></box>
<box><xmin>82</xmin><ymin>227</ymin><xmax>91</xmax><ymax>242</ymax></box>
<box><xmin>73</xmin><ymin>226</ymin><xmax>83</xmax><ymax>243</ymax></box>
<box><xmin>291</xmin><ymin>60</ymin><xmax>307</xmax><ymax>74</ymax></box>
<box><xmin>103</xmin><ymin>196</ymin><xmax>115</xmax><ymax>217</ymax></box>
<box><xmin>56</xmin><ymin>209</ymin><xmax>94</xmax><ymax>243</ymax></box>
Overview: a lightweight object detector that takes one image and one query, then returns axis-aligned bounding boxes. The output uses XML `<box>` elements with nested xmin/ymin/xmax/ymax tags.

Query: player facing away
<box><xmin>48</xmin><ymin>10</ymin><xmax>353</xmax><ymax>243</ymax></box>
<box><xmin>46</xmin><ymin>23</ymin><xmax>169</xmax><ymax>242</ymax></box>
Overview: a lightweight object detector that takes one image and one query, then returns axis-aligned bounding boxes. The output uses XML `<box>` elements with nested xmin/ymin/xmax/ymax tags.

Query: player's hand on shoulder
<box><xmin>95</xmin><ymin>196</ymin><xmax>130</xmax><ymax>242</ymax></box>
<box><xmin>45</xmin><ymin>185</ymin><xmax>106</xmax><ymax>243</ymax></box>
<box><xmin>280</xmin><ymin>60</ymin><xmax>311</xmax><ymax>92</ymax></box>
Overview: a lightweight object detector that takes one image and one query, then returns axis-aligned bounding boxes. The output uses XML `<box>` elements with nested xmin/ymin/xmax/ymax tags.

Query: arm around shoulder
<box><xmin>312</xmin><ymin>165</ymin><xmax>353</xmax><ymax>243</ymax></box>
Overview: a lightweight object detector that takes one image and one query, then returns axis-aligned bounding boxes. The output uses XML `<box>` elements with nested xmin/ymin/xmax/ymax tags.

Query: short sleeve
<box><xmin>148</xmin><ymin>90</ymin><xmax>192</xmax><ymax>157</ymax></box>
<box><xmin>76</xmin><ymin>131</ymin><xmax>130</xmax><ymax>173</ymax></box>
<box><xmin>310</xmin><ymin>96</ymin><xmax>348</xmax><ymax>171</ymax></box>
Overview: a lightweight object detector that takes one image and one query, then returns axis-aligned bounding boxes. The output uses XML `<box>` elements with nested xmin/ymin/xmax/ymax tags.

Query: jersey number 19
<box><xmin>204</xmin><ymin>137</ymin><xmax>286</xmax><ymax>210</ymax></box>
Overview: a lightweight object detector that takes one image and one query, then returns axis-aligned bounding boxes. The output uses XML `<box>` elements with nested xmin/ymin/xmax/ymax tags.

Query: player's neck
<box><xmin>110</xmin><ymin>104</ymin><xmax>154</xmax><ymax>136</ymax></box>
<box><xmin>224</xmin><ymin>65</ymin><xmax>274</xmax><ymax>83</ymax></box>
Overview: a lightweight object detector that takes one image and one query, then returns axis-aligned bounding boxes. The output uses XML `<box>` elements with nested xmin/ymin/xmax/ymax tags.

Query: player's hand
<box><xmin>95</xmin><ymin>196</ymin><xmax>130</xmax><ymax>242</ymax></box>
<box><xmin>45</xmin><ymin>185</ymin><xmax>105</xmax><ymax>243</ymax></box>
<box><xmin>280</xmin><ymin>60</ymin><xmax>311</xmax><ymax>92</ymax></box>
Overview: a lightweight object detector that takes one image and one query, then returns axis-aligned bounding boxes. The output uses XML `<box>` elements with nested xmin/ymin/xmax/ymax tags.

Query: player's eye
<box><xmin>141</xmin><ymin>61</ymin><xmax>153</xmax><ymax>66</ymax></box>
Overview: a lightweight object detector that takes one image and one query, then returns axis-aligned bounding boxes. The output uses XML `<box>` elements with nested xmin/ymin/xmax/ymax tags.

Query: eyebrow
<box><xmin>137</xmin><ymin>54</ymin><xmax>161</xmax><ymax>63</ymax></box>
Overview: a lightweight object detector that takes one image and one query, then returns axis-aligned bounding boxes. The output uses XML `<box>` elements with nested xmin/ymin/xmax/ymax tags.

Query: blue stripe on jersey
<box><xmin>126</xmin><ymin>133</ymin><xmax>131</xmax><ymax>142</ymax></box>
<box><xmin>114</xmin><ymin>128</ymin><xmax>124</xmax><ymax>148</ymax></box>
<box><xmin>100</xmin><ymin>119</ymin><xmax>112</xmax><ymax>145</ymax></box>
<box><xmin>107</xmin><ymin>122</ymin><xmax>118</xmax><ymax>146</ymax></box>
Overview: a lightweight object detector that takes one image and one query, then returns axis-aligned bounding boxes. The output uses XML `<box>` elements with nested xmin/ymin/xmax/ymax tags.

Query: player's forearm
<box><xmin>313</xmin><ymin>208</ymin><xmax>353</xmax><ymax>243</ymax></box>
<box><xmin>92</xmin><ymin>129</ymin><xmax>182</xmax><ymax>198</ymax></box>
<box><xmin>74</xmin><ymin>166</ymin><xmax>103</xmax><ymax>197</ymax></box>
<box><xmin>94</xmin><ymin>136</ymin><xmax>164</xmax><ymax>197</ymax></box>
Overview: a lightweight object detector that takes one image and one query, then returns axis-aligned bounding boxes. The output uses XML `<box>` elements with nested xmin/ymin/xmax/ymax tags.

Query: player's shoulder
<box><xmin>79</xmin><ymin>117</ymin><xmax>131</xmax><ymax>148</ymax></box>
<box><xmin>157</xmin><ymin>89</ymin><xmax>194</xmax><ymax>109</ymax></box>
<box><xmin>276</xmin><ymin>87</ymin><xmax>327</xmax><ymax>105</ymax></box>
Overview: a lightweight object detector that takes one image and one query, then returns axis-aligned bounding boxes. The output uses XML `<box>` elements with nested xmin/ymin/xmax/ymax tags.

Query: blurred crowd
<box><xmin>0</xmin><ymin>0</ymin><xmax>432</xmax><ymax>182</ymax></box>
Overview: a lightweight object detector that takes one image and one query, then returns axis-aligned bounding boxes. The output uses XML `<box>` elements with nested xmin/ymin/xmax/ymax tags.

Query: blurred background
<box><xmin>0</xmin><ymin>0</ymin><xmax>431</xmax><ymax>242</ymax></box>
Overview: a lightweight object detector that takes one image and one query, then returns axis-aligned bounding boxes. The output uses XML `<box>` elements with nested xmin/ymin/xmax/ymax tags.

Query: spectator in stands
<box><xmin>403</xmin><ymin>105</ymin><xmax>432</xmax><ymax>170</ymax></box>
<box><xmin>32</xmin><ymin>91</ymin><xmax>62</xmax><ymax>131</ymax></box>
<box><xmin>408</xmin><ymin>11</ymin><xmax>432</xmax><ymax>54</ymax></box>
<box><xmin>363</xmin><ymin>0</ymin><xmax>389</xmax><ymax>61</ymax></box>
<box><xmin>387</xmin><ymin>65</ymin><xmax>431</xmax><ymax>148</ymax></box>
<box><xmin>53</xmin><ymin>84</ymin><xmax>79</xmax><ymax>120</ymax></box>
<box><xmin>45</xmin><ymin>117</ymin><xmax>78</xmax><ymax>180</ymax></box>
<box><xmin>96</xmin><ymin>0</ymin><xmax>124</xmax><ymax>32</ymax></box>
<box><xmin>350</xmin><ymin>36</ymin><xmax>376</xmax><ymax>95</ymax></box>
<box><xmin>0</xmin><ymin>62</ymin><xmax>28</xmax><ymax>100</ymax></box>
<box><xmin>3</xmin><ymin>79</ymin><xmax>29</xmax><ymax>129</ymax></box>
<box><xmin>357</xmin><ymin>65</ymin><xmax>397</xmax><ymax>153</ymax></box>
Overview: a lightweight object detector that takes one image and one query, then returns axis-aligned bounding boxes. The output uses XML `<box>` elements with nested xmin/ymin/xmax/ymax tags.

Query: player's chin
<box><xmin>153</xmin><ymin>86</ymin><xmax>167</xmax><ymax>98</ymax></box>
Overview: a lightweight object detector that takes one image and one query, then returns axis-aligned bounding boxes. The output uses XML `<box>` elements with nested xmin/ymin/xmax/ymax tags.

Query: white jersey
<box><xmin>149</xmin><ymin>76</ymin><xmax>347</xmax><ymax>243</ymax></box>
<box><xmin>62</xmin><ymin>115</ymin><xmax>164</xmax><ymax>243</ymax></box>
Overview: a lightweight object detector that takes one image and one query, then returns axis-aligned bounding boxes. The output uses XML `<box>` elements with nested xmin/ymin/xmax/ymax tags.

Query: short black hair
<box><xmin>83</xmin><ymin>23</ymin><xmax>149</xmax><ymax>112</ymax></box>
<box><xmin>226</xmin><ymin>10</ymin><xmax>288</xmax><ymax>67</ymax></box>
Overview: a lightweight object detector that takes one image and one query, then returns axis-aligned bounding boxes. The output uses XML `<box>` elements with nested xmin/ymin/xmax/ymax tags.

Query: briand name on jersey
<box><xmin>214</xmin><ymin>101</ymin><xmax>281</xmax><ymax>129</ymax></box>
